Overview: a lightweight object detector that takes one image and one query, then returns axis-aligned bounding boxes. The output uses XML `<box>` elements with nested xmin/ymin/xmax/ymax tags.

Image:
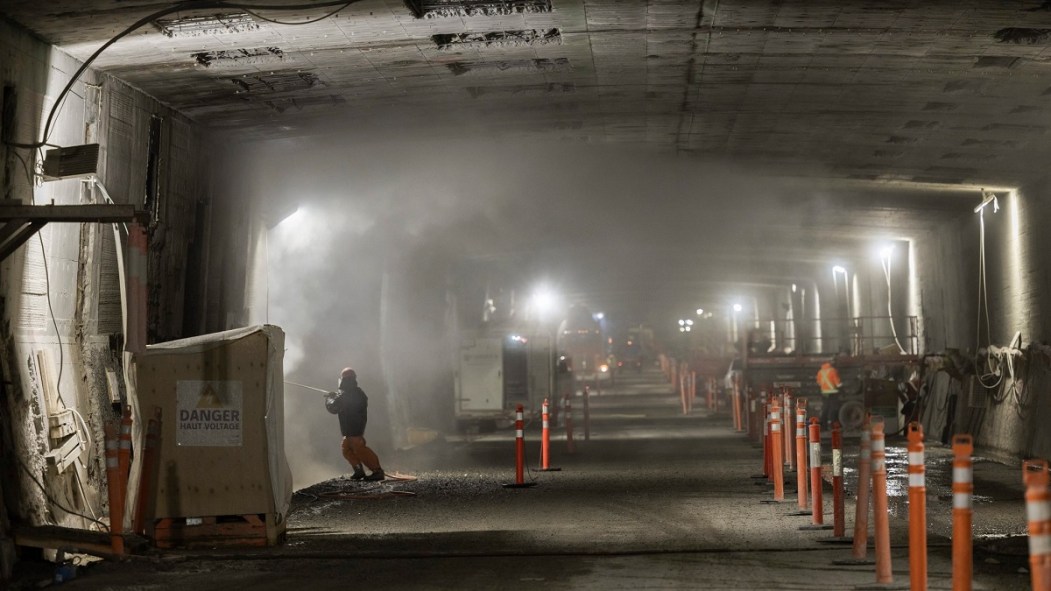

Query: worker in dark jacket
<box><xmin>326</xmin><ymin>367</ymin><xmax>384</xmax><ymax>481</ymax></box>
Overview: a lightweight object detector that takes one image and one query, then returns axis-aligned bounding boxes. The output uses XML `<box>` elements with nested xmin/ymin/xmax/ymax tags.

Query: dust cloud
<box><xmin>235</xmin><ymin>131</ymin><xmax>827</xmax><ymax>489</ymax></box>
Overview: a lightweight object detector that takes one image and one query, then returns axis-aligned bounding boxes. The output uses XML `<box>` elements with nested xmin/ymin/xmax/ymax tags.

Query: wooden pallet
<box><xmin>149</xmin><ymin>513</ymin><xmax>284</xmax><ymax>549</ymax></box>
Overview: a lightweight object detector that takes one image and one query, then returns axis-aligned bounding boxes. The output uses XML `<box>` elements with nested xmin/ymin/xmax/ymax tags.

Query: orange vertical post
<box><xmin>118</xmin><ymin>405</ymin><xmax>133</xmax><ymax>490</ymax></box>
<box><xmin>908</xmin><ymin>422</ymin><xmax>927</xmax><ymax>591</ymax></box>
<box><xmin>763</xmin><ymin>396</ymin><xmax>772</xmax><ymax>479</ymax></box>
<box><xmin>808</xmin><ymin>418</ymin><xmax>824</xmax><ymax>526</ymax></box>
<box><xmin>872</xmin><ymin>417</ymin><xmax>895</xmax><ymax>584</ymax></box>
<box><xmin>583</xmin><ymin>386</ymin><xmax>591</xmax><ymax>441</ymax></box>
<box><xmin>748</xmin><ymin>388</ymin><xmax>758</xmax><ymax>441</ymax></box>
<box><xmin>539</xmin><ymin>399</ymin><xmax>561</xmax><ymax>471</ymax></box>
<box><xmin>103</xmin><ymin>422</ymin><xmax>124</xmax><ymax>555</ymax></box>
<box><xmin>834</xmin><ymin>413</ymin><xmax>874</xmax><ymax>565</ymax></box>
<box><xmin>133</xmin><ymin>411</ymin><xmax>161</xmax><ymax>536</ymax></box>
<box><xmin>831</xmin><ymin>421</ymin><xmax>845</xmax><ymax>538</ymax></box>
<box><xmin>851</xmin><ymin>414</ymin><xmax>874</xmax><ymax>562</ymax></box>
<box><xmin>515</xmin><ymin>404</ymin><xmax>525</xmax><ymax>483</ymax></box>
<box><xmin>690</xmin><ymin>371</ymin><xmax>697</xmax><ymax>408</ymax></box>
<box><xmin>502</xmin><ymin>405</ymin><xmax>537</xmax><ymax>489</ymax></box>
<box><xmin>769</xmin><ymin>397</ymin><xmax>785</xmax><ymax>501</ymax></box>
<box><xmin>564</xmin><ymin>395</ymin><xmax>576</xmax><ymax>455</ymax></box>
<box><xmin>795</xmin><ymin>399</ymin><xmax>809</xmax><ymax>510</ymax></box>
<box><xmin>735</xmin><ymin>374</ymin><xmax>744</xmax><ymax>431</ymax></box>
<box><xmin>1024</xmin><ymin>459</ymin><xmax>1051</xmax><ymax>590</ymax></box>
<box><xmin>783</xmin><ymin>390</ymin><xmax>794</xmax><ymax>470</ymax></box>
<box><xmin>952</xmin><ymin>434</ymin><xmax>974</xmax><ymax>591</ymax></box>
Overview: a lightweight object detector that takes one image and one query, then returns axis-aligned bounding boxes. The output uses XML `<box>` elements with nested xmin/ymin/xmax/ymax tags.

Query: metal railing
<box><xmin>749</xmin><ymin>316</ymin><xmax>920</xmax><ymax>356</ymax></box>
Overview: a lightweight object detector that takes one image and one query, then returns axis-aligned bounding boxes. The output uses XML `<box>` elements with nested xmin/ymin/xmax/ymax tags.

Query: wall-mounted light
<box><xmin>832</xmin><ymin>265</ymin><xmax>846</xmax><ymax>275</ymax></box>
<box><xmin>678</xmin><ymin>319</ymin><xmax>685</xmax><ymax>326</ymax></box>
<box><xmin>696</xmin><ymin>308</ymin><xmax>704</xmax><ymax>315</ymax></box>
<box><xmin>732</xmin><ymin>303</ymin><xmax>743</xmax><ymax>313</ymax></box>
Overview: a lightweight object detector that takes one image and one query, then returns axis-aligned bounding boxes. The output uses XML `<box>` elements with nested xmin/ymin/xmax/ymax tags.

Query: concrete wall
<box><xmin>0</xmin><ymin>19</ymin><xmax>234</xmax><ymax>543</ymax></box>
<box><xmin>915</xmin><ymin>180</ymin><xmax>1051</xmax><ymax>462</ymax></box>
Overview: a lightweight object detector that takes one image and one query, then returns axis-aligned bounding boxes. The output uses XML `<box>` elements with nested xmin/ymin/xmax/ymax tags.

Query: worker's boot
<box><xmin>363</xmin><ymin>469</ymin><xmax>385</xmax><ymax>482</ymax></box>
<box><xmin>350</xmin><ymin>467</ymin><xmax>367</xmax><ymax>481</ymax></box>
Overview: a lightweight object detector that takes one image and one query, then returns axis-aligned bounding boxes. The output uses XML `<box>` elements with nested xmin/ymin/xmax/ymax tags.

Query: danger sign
<box><xmin>176</xmin><ymin>381</ymin><xmax>243</xmax><ymax>447</ymax></box>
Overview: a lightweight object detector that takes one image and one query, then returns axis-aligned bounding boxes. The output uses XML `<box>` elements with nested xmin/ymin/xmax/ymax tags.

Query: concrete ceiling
<box><xmin>2</xmin><ymin>0</ymin><xmax>1044</xmax><ymax>325</ymax></box>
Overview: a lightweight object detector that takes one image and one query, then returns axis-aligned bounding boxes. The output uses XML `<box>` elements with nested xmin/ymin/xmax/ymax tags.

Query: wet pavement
<box><xmin>8</xmin><ymin>369</ymin><xmax>1035</xmax><ymax>589</ymax></box>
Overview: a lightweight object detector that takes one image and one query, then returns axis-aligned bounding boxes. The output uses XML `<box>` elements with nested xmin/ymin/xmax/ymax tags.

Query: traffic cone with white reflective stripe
<box><xmin>1024</xmin><ymin>459</ymin><xmax>1051</xmax><ymax>590</ymax></box>
<box><xmin>870</xmin><ymin>417</ymin><xmax>895</xmax><ymax>585</ymax></box>
<box><xmin>538</xmin><ymin>399</ymin><xmax>561</xmax><ymax>472</ymax></box>
<box><xmin>907</xmin><ymin>422</ymin><xmax>927</xmax><ymax>591</ymax></box>
<box><xmin>800</xmin><ymin>418</ymin><xmax>832</xmax><ymax>531</ymax></box>
<box><xmin>952</xmin><ymin>434</ymin><xmax>974</xmax><ymax>591</ymax></box>
<box><xmin>502</xmin><ymin>405</ymin><xmax>537</xmax><ymax>489</ymax></box>
<box><xmin>833</xmin><ymin>413</ymin><xmax>874</xmax><ymax>565</ymax></box>
<box><xmin>787</xmin><ymin>398</ymin><xmax>811</xmax><ymax>517</ymax></box>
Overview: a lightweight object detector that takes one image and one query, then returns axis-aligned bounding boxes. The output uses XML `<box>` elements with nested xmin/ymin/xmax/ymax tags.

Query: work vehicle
<box><xmin>454</xmin><ymin>329</ymin><xmax>570</xmax><ymax>432</ymax></box>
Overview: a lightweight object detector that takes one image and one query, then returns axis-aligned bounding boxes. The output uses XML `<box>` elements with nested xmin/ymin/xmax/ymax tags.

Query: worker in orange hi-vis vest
<box><xmin>816</xmin><ymin>360</ymin><xmax>844</xmax><ymax>431</ymax></box>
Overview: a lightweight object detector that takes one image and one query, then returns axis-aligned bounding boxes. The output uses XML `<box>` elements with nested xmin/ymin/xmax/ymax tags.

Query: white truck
<box><xmin>454</xmin><ymin>330</ymin><xmax>566</xmax><ymax>432</ymax></box>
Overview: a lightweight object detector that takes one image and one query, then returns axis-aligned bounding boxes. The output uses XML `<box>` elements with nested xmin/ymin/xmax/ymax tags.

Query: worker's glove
<box><xmin>324</xmin><ymin>391</ymin><xmax>344</xmax><ymax>414</ymax></box>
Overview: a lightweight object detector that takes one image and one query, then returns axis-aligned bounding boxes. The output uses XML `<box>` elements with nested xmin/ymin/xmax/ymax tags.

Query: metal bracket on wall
<box><xmin>0</xmin><ymin>200</ymin><xmax>137</xmax><ymax>261</ymax></box>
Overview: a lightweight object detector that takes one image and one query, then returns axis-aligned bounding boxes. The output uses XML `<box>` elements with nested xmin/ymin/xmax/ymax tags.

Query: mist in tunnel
<box><xmin>234</xmin><ymin>132</ymin><xmax>852</xmax><ymax>488</ymax></box>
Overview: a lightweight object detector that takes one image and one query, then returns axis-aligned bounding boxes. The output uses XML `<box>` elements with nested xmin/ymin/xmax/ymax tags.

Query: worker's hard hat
<box><xmin>340</xmin><ymin>367</ymin><xmax>357</xmax><ymax>380</ymax></box>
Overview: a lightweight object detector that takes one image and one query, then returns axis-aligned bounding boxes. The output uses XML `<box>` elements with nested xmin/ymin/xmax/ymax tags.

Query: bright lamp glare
<box><xmin>678</xmin><ymin>319</ymin><xmax>685</xmax><ymax>326</ymax></box>
<box><xmin>832</xmin><ymin>265</ymin><xmax>846</xmax><ymax>274</ymax></box>
<box><xmin>594</xmin><ymin>312</ymin><xmax>605</xmax><ymax>320</ymax></box>
<box><xmin>685</xmin><ymin>319</ymin><xmax>694</xmax><ymax>326</ymax></box>
<box><xmin>733</xmin><ymin>303</ymin><xmax>743</xmax><ymax>312</ymax></box>
<box><xmin>532</xmin><ymin>286</ymin><xmax>559</xmax><ymax>317</ymax></box>
<box><xmin>696</xmin><ymin>308</ymin><xmax>704</xmax><ymax>315</ymax></box>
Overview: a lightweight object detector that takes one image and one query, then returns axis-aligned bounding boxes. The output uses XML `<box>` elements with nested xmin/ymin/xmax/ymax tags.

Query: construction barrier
<box><xmin>564</xmin><ymin>395</ymin><xmax>576</xmax><ymax>455</ymax></box>
<box><xmin>795</xmin><ymin>399</ymin><xmax>809</xmax><ymax>511</ymax></box>
<box><xmin>832</xmin><ymin>421</ymin><xmax>845</xmax><ymax>538</ymax></box>
<box><xmin>103</xmin><ymin>422</ymin><xmax>124</xmax><ymax>555</ymax></box>
<box><xmin>871</xmin><ymin>417</ymin><xmax>894</xmax><ymax>585</ymax></box>
<box><xmin>952</xmin><ymin>434</ymin><xmax>973</xmax><ymax>591</ymax></box>
<box><xmin>583</xmin><ymin>386</ymin><xmax>592</xmax><ymax>440</ymax></box>
<box><xmin>502</xmin><ymin>405</ymin><xmax>537</xmax><ymax>489</ymax></box>
<box><xmin>1024</xmin><ymin>459</ymin><xmax>1051</xmax><ymax>590</ymax></box>
<box><xmin>908</xmin><ymin>422</ymin><xmax>927</xmax><ymax>591</ymax></box>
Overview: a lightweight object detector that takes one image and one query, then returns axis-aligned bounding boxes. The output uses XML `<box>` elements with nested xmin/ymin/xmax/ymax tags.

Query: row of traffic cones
<box><xmin>746</xmin><ymin>389</ymin><xmax>989</xmax><ymax>590</ymax></box>
<box><xmin>503</xmin><ymin>390</ymin><xmax>593</xmax><ymax>489</ymax></box>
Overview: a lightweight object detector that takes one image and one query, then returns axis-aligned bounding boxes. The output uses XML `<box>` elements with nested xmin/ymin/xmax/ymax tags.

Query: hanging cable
<box><xmin>974</xmin><ymin>203</ymin><xmax>1006</xmax><ymax>389</ymax></box>
<box><xmin>242</xmin><ymin>1</ymin><xmax>353</xmax><ymax>25</ymax></box>
<box><xmin>1</xmin><ymin>0</ymin><xmax>362</xmax><ymax>150</ymax></box>
<box><xmin>37</xmin><ymin>233</ymin><xmax>67</xmax><ymax>405</ymax></box>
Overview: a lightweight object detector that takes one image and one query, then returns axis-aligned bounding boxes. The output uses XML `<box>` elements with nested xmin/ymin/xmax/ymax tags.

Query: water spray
<box><xmin>285</xmin><ymin>381</ymin><xmax>330</xmax><ymax>394</ymax></box>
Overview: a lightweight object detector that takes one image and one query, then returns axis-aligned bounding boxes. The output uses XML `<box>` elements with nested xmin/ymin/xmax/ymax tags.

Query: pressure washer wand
<box><xmin>284</xmin><ymin>381</ymin><xmax>330</xmax><ymax>394</ymax></box>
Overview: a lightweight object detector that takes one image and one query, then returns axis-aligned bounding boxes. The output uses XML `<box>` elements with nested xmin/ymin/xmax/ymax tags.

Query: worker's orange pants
<box><xmin>341</xmin><ymin>436</ymin><xmax>381</xmax><ymax>471</ymax></box>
